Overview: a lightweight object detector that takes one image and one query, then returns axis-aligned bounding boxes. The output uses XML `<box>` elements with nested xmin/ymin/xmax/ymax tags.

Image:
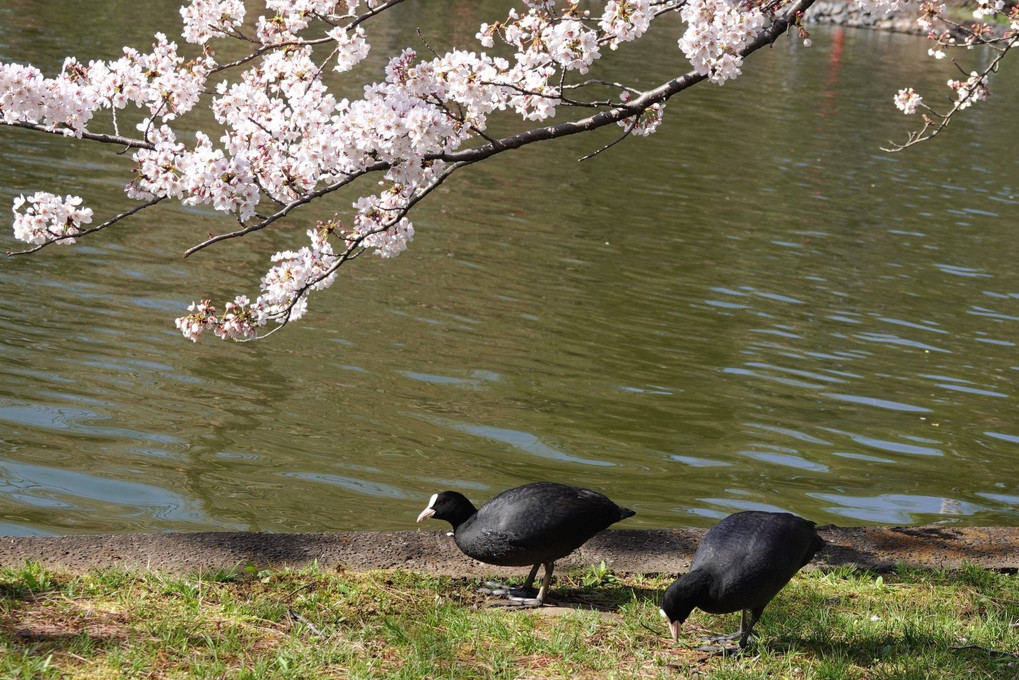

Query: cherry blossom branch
<box><xmin>260</xmin><ymin>160</ymin><xmax>466</xmax><ymax>336</ymax></box>
<box><xmin>6</xmin><ymin>197</ymin><xmax>165</xmax><ymax>256</ymax></box>
<box><xmin>209</xmin><ymin>39</ymin><xmax>331</xmax><ymax>73</ymax></box>
<box><xmin>433</xmin><ymin>4</ymin><xmax>808</xmax><ymax>165</ymax></box>
<box><xmin>6</xmin><ymin>121</ymin><xmax>154</xmax><ymax>150</ymax></box>
<box><xmin>185</xmin><ymin>0</ymin><xmax>809</xmax><ymax>264</ymax></box>
<box><xmin>182</xmin><ymin>160</ymin><xmax>391</xmax><ymax>257</ymax></box>
<box><xmin>349</xmin><ymin>0</ymin><xmax>409</xmax><ymax>30</ymax></box>
<box><xmin>6</xmin><ymin>0</ymin><xmax>835</xmax><ymax>342</ymax></box>
<box><xmin>884</xmin><ymin>31</ymin><xmax>1018</xmax><ymax>152</ymax></box>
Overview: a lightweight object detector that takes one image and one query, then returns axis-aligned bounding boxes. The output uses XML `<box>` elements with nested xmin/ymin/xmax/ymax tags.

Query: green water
<box><xmin>1</xmin><ymin>2</ymin><xmax>1018</xmax><ymax>536</ymax></box>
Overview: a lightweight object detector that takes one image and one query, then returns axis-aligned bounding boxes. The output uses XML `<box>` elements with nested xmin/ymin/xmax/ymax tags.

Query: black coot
<box><xmin>417</xmin><ymin>482</ymin><xmax>635</xmax><ymax>604</ymax></box>
<box><xmin>660</xmin><ymin>511</ymin><xmax>825</xmax><ymax>650</ymax></box>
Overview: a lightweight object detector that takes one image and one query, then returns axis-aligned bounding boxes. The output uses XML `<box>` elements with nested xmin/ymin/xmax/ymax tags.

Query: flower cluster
<box><xmin>12</xmin><ymin>192</ymin><xmax>93</xmax><ymax>245</ymax></box>
<box><xmin>948</xmin><ymin>72</ymin><xmax>989</xmax><ymax>110</ymax></box>
<box><xmin>972</xmin><ymin>0</ymin><xmax>1004</xmax><ymax>20</ymax></box>
<box><xmin>175</xmin><ymin>300</ymin><xmax>220</xmax><ymax>341</ymax></box>
<box><xmin>678</xmin><ymin>0</ymin><xmax>765</xmax><ymax>85</ymax></box>
<box><xmin>0</xmin><ymin>62</ymin><xmax>93</xmax><ymax>133</ymax></box>
<box><xmin>893</xmin><ymin>87</ymin><xmax>923</xmax><ymax>114</ymax></box>
<box><xmin>0</xmin><ymin>31</ymin><xmax>210</xmax><ymax>138</ymax></box>
<box><xmin>180</xmin><ymin>0</ymin><xmax>246</xmax><ymax>43</ymax></box>
<box><xmin>327</xmin><ymin>26</ymin><xmax>371</xmax><ymax>73</ymax></box>
<box><xmin>916</xmin><ymin>1</ymin><xmax>946</xmax><ymax>31</ymax></box>
<box><xmin>599</xmin><ymin>0</ymin><xmax>653</xmax><ymax>49</ymax></box>
<box><xmin>618</xmin><ymin>91</ymin><xmax>666</xmax><ymax>135</ymax></box>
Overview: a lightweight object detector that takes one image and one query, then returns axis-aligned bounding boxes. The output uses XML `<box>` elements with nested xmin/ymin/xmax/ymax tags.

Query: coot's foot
<box><xmin>478</xmin><ymin>581</ymin><xmax>544</xmax><ymax>608</ymax></box>
<box><xmin>694</xmin><ymin>642</ymin><xmax>744</xmax><ymax>656</ymax></box>
<box><xmin>703</xmin><ymin>631</ymin><xmax>742</xmax><ymax>643</ymax></box>
<box><xmin>696</xmin><ymin>631</ymin><xmax>754</xmax><ymax>655</ymax></box>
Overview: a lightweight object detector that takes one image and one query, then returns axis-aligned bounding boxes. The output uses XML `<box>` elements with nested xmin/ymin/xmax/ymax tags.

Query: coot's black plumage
<box><xmin>417</xmin><ymin>482</ymin><xmax>635</xmax><ymax>604</ymax></box>
<box><xmin>660</xmin><ymin>511</ymin><xmax>825</xmax><ymax>649</ymax></box>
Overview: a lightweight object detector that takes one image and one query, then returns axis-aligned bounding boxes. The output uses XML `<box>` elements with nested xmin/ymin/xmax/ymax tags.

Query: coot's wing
<box><xmin>691</xmin><ymin>511</ymin><xmax>822</xmax><ymax>609</ymax></box>
<box><xmin>471</xmin><ymin>483</ymin><xmax>625</xmax><ymax>562</ymax></box>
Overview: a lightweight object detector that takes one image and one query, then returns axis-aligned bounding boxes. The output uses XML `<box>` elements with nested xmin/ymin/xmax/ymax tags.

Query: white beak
<box><xmin>416</xmin><ymin>507</ymin><xmax>435</xmax><ymax>523</ymax></box>
<box><xmin>660</xmin><ymin>608</ymin><xmax>680</xmax><ymax>642</ymax></box>
<box><xmin>416</xmin><ymin>493</ymin><xmax>438</xmax><ymax>523</ymax></box>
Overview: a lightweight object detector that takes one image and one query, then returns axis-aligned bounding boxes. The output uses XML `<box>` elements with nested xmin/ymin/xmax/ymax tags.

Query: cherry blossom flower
<box><xmin>894</xmin><ymin>87</ymin><xmax>923</xmax><ymax>114</ymax></box>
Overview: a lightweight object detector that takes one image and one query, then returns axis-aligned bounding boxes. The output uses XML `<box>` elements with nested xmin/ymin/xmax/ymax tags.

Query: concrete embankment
<box><xmin>2</xmin><ymin>526</ymin><xmax>1017</xmax><ymax>576</ymax></box>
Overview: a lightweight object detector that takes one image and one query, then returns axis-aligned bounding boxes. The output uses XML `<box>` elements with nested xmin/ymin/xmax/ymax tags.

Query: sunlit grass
<box><xmin>1</xmin><ymin>560</ymin><xmax>1016</xmax><ymax>679</ymax></box>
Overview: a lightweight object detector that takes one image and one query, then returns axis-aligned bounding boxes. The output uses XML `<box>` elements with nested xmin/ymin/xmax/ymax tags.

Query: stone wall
<box><xmin>804</xmin><ymin>0</ymin><xmax>927</xmax><ymax>34</ymax></box>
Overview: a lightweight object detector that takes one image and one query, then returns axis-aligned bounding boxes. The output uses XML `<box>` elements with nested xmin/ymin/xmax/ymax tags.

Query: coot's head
<box><xmin>416</xmin><ymin>491</ymin><xmax>477</xmax><ymax>529</ymax></box>
<box><xmin>660</xmin><ymin>576</ymin><xmax>701</xmax><ymax>642</ymax></box>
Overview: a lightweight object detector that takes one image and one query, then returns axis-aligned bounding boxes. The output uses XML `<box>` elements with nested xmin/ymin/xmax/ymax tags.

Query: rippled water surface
<box><xmin>1</xmin><ymin>2</ymin><xmax>1018</xmax><ymax>536</ymax></box>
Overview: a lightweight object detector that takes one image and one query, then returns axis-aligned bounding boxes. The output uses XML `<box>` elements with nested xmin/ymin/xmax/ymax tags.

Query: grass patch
<box><xmin>0</xmin><ymin>561</ymin><xmax>1016</xmax><ymax>678</ymax></box>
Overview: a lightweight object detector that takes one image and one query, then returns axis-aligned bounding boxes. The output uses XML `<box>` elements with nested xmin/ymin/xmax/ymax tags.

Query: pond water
<box><xmin>1</xmin><ymin>2</ymin><xmax>1018</xmax><ymax>536</ymax></box>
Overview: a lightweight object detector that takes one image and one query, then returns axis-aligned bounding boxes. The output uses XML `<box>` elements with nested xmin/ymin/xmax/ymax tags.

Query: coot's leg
<box><xmin>523</xmin><ymin>562</ymin><xmax>541</xmax><ymax>590</ymax></box>
<box><xmin>506</xmin><ymin>562</ymin><xmax>541</xmax><ymax>600</ymax></box>
<box><xmin>738</xmin><ymin>607</ymin><xmax>764</xmax><ymax>648</ymax></box>
<box><xmin>503</xmin><ymin>562</ymin><xmax>549</xmax><ymax>607</ymax></box>
<box><xmin>535</xmin><ymin>561</ymin><xmax>555</xmax><ymax>603</ymax></box>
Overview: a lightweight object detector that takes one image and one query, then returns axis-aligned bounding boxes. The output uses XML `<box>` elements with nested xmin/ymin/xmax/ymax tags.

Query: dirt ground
<box><xmin>1</xmin><ymin>525</ymin><xmax>1017</xmax><ymax>577</ymax></box>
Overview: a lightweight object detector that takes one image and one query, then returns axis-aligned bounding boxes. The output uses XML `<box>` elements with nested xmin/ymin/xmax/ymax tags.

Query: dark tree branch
<box><xmin>429</xmin><ymin>0</ymin><xmax>816</xmax><ymax>165</ymax></box>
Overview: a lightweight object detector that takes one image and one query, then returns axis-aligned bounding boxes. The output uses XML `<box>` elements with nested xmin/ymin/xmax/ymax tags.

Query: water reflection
<box><xmin>811</xmin><ymin>493</ymin><xmax>984</xmax><ymax>524</ymax></box>
<box><xmin>1</xmin><ymin>4</ymin><xmax>1019</xmax><ymax>535</ymax></box>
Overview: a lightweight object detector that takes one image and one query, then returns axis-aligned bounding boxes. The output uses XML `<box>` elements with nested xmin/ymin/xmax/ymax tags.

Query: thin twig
<box><xmin>287</xmin><ymin>608</ymin><xmax>324</xmax><ymax>636</ymax></box>
<box><xmin>182</xmin><ymin>162</ymin><xmax>389</xmax><ymax>257</ymax></box>
<box><xmin>6</xmin><ymin>197</ymin><xmax>165</xmax><ymax>257</ymax></box>
<box><xmin>349</xmin><ymin>0</ymin><xmax>408</xmax><ymax>30</ymax></box>
<box><xmin>578</xmin><ymin>116</ymin><xmax>638</xmax><ymax>161</ymax></box>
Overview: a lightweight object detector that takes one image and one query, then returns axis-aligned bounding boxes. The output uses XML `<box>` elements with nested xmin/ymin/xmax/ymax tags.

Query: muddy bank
<box><xmin>1</xmin><ymin>525</ymin><xmax>1017</xmax><ymax>577</ymax></box>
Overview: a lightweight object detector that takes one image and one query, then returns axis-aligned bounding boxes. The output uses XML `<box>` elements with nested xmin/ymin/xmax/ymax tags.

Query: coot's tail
<box><xmin>810</xmin><ymin>532</ymin><xmax>826</xmax><ymax>556</ymax></box>
<box><xmin>802</xmin><ymin>525</ymin><xmax>826</xmax><ymax>567</ymax></box>
<box><xmin>618</xmin><ymin>506</ymin><xmax>636</xmax><ymax>520</ymax></box>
